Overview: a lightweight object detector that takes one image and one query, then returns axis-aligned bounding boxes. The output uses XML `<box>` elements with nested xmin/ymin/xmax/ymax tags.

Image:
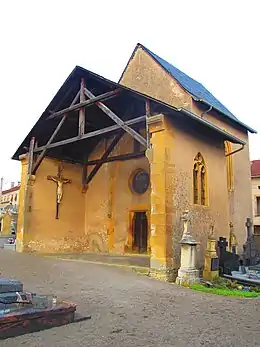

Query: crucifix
<box><xmin>47</xmin><ymin>164</ymin><xmax>72</xmax><ymax>219</ymax></box>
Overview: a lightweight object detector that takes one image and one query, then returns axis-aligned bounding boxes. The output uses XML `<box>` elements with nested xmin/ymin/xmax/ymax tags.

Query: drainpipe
<box><xmin>225</xmin><ymin>144</ymin><xmax>245</xmax><ymax>157</ymax></box>
<box><xmin>201</xmin><ymin>105</ymin><xmax>212</xmax><ymax>118</ymax></box>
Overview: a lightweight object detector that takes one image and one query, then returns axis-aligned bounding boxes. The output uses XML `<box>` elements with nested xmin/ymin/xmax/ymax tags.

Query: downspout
<box><xmin>225</xmin><ymin>144</ymin><xmax>245</xmax><ymax>157</ymax></box>
<box><xmin>201</xmin><ymin>105</ymin><xmax>212</xmax><ymax>118</ymax></box>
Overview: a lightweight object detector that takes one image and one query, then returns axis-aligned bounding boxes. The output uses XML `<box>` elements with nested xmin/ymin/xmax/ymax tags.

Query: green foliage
<box><xmin>226</xmin><ymin>279</ymin><xmax>238</xmax><ymax>289</ymax></box>
<box><xmin>249</xmin><ymin>285</ymin><xmax>260</xmax><ymax>293</ymax></box>
<box><xmin>211</xmin><ymin>277</ymin><xmax>228</xmax><ymax>288</ymax></box>
<box><xmin>190</xmin><ymin>284</ymin><xmax>260</xmax><ymax>297</ymax></box>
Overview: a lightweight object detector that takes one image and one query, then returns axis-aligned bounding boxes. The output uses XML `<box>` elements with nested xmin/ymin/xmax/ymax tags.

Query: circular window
<box><xmin>131</xmin><ymin>170</ymin><xmax>150</xmax><ymax>195</ymax></box>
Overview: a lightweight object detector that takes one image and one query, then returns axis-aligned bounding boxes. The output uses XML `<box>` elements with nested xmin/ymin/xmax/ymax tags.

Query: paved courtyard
<box><xmin>0</xmin><ymin>250</ymin><xmax>260</xmax><ymax>347</ymax></box>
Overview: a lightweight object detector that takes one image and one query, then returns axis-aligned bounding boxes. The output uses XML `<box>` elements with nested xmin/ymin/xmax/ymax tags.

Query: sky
<box><xmin>1</xmin><ymin>0</ymin><xmax>259</xmax><ymax>189</ymax></box>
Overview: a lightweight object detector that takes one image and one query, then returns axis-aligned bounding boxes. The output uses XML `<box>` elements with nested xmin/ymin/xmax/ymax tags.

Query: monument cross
<box><xmin>47</xmin><ymin>164</ymin><xmax>72</xmax><ymax>219</ymax></box>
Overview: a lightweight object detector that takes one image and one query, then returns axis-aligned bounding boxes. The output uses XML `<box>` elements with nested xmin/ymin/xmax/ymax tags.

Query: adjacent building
<box><xmin>0</xmin><ymin>183</ymin><xmax>20</xmax><ymax>208</ymax></box>
<box><xmin>251</xmin><ymin>160</ymin><xmax>260</xmax><ymax>234</ymax></box>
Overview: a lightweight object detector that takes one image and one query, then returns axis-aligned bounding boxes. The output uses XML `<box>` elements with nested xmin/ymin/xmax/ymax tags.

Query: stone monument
<box><xmin>203</xmin><ymin>225</ymin><xmax>219</xmax><ymax>281</ymax></box>
<box><xmin>176</xmin><ymin>211</ymin><xmax>199</xmax><ymax>286</ymax></box>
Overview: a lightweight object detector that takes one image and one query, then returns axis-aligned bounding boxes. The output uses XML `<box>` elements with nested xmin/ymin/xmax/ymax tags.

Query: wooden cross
<box><xmin>47</xmin><ymin>164</ymin><xmax>71</xmax><ymax>219</ymax></box>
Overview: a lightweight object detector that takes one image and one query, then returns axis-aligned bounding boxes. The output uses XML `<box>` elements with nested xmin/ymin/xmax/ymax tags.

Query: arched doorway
<box><xmin>132</xmin><ymin>211</ymin><xmax>148</xmax><ymax>253</ymax></box>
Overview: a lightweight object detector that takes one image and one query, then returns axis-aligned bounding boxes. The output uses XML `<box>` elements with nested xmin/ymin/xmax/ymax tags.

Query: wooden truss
<box><xmin>30</xmin><ymin>78</ymin><xmax>151</xmax><ymax>188</ymax></box>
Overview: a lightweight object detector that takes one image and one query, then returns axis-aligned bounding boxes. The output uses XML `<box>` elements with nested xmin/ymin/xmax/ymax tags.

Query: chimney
<box><xmin>11</xmin><ymin>182</ymin><xmax>15</xmax><ymax>188</ymax></box>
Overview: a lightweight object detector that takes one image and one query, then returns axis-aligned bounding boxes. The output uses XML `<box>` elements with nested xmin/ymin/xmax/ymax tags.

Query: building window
<box><xmin>224</xmin><ymin>141</ymin><xmax>234</xmax><ymax>192</ymax></box>
<box><xmin>130</xmin><ymin>169</ymin><xmax>150</xmax><ymax>195</ymax></box>
<box><xmin>256</xmin><ymin>197</ymin><xmax>260</xmax><ymax>216</ymax></box>
<box><xmin>193</xmin><ymin>163</ymin><xmax>199</xmax><ymax>204</ymax></box>
<box><xmin>193</xmin><ymin>153</ymin><xmax>207</xmax><ymax>206</ymax></box>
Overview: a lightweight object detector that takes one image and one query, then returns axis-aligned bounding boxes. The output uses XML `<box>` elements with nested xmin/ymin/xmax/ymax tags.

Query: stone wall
<box><xmin>147</xmin><ymin>114</ymin><xmax>230</xmax><ymax>274</ymax></box>
<box><xmin>192</xmin><ymin>102</ymin><xmax>252</xmax><ymax>250</ymax></box>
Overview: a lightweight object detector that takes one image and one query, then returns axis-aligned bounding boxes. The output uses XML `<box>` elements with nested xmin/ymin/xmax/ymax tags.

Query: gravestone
<box><xmin>243</xmin><ymin>218</ymin><xmax>260</xmax><ymax>266</ymax></box>
<box><xmin>0</xmin><ymin>278</ymin><xmax>23</xmax><ymax>293</ymax></box>
<box><xmin>218</xmin><ymin>237</ymin><xmax>239</xmax><ymax>275</ymax></box>
<box><xmin>203</xmin><ymin>235</ymin><xmax>219</xmax><ymax>281</ymax></box>
<box><xmin>0</xmin><ymin>277</ymin><xmax>78</xmax><ymax>339</ymax></box>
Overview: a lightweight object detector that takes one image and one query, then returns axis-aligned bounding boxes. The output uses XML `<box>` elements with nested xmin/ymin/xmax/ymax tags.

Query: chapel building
<box><xmin>13</xmin><ymin>43</ymin><xmax>256</xmax><ymax>278</ymax></box>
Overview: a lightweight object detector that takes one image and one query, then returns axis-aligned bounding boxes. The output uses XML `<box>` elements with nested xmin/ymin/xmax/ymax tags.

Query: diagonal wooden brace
<box><xmin>32</xmin><ymin>91</ymin><xmax>80</xmax><ymax>174</ymax></box>
<box><xmin>84</xmin><ymin>87</ymin><xmax>147</xmax><ymax>148</ymax></box>
<box><xmin>85</xmin><ymin>131</ymin><xmax>124</xmax><ymax>186</ymax></box>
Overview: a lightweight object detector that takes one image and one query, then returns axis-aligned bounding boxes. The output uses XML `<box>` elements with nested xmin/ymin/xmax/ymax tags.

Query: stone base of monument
<box><xmin>175</xmin><ymin>223</ymin><xmax>200</xmax><ymax>286</ymax></box>
<box><xmin>0</xmin><ymin>278</ymin><xmax>86</xmax><ymax>340</ymax></box>
<box><xmin>3</xmin><ymin>244</ymin><xmax>16</xmax><ymax>251</ymax></box>
<box><xmin>0</xmin><ymin>237</ymin><xmax>12</xmax><ymax>249</ymax></box>
<box><xmin>176</xmin><ymin>268</ymin><xmax>200</xmax><ymax>286</ymax></box>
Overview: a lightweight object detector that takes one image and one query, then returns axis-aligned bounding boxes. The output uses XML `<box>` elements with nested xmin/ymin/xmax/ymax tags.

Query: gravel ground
<box><xmin>0</xmin><ymin>250</ymin><xmax>260</xmax><ymax>347</ymax></box>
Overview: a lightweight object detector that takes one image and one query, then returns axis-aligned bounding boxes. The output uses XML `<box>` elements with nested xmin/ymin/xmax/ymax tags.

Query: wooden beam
<box><xmin>47</xmin><ymin>89</ymin><xmax>120</xmax><ymax>120</ymax></box>
<box><xmin>86</xmin><ymin>151</ymin><xmax>145</xmax><ymax>166</ymax></box>
<box><xmin>145</xmin><ymin>99</ymin><xmax>151</xmax><ymax>148</ymax></box>
<box><xmin>86</xmin><ymin>132</ymin><xmax>124</xmax><ymax>186</ymax></box>
<box><xmin>34</xmin><ymin>116</ymin><xmax>146</xmax><ymax>153</ymax></box>
<box><xmin>84</xmin><ymin>87</ymin><xmax>147</xmax><ymax>148</ymax></box>
<box><xmin>133</xmin><ymin>125</ymin><xmax>141</xmax><ymax>153</ymax></box>
<box><xmin>82</xmin><ymin>154</ymin><xmax>88</xmax><ymax>192</ymax></box>
<box><xmin>79</xmin><ymin>78</ymin><xmax>85</xmax><ymax>137</ymax></box>
<box><xmin>27</xmin><ymin>137</ymin><xmax>35</xmax><ymax>177</ymax></box>
<box><xmin>32</xmin><ymin>91</ymin><xmax>80</xmax><ymax>174</ymax></box>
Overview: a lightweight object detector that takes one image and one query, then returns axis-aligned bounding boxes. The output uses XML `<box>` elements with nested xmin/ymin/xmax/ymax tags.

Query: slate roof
<box><xmin>251</xmin><ymin>160</ymin><xmax>260</xmax><ymax>177</ymax></box>
<box><xmin>143</xmin><ymin>46</ymin><xmax>237</xmax><ymax>121</ymax></box>
<box><xmin>120</xmin><ymin>43</ymin><xmax>255</xmax><ymax>133</ymax></box>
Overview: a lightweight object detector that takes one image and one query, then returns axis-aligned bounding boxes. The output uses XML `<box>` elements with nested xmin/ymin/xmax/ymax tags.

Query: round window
<box><xmin>131</xmin><ymin>170</ymin><xmax>150</xmax><ymax>195</ymax></box>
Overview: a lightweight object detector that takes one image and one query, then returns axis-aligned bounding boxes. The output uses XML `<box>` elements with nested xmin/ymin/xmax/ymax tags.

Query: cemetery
<box><xmin>0</xmin><ymin>207</ymin><xmax>260</xmax><ymax>340</ymax></box>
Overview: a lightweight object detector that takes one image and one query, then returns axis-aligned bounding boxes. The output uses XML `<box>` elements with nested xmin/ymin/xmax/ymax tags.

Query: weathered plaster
<box><xmin>168</xmin><ymin>115</ymin><xmax>230</xmax><ymax>270</ymax></box>
<box><xmin>192</xmin><ymin>102</ymin><xmax>252</xmax><ymax>250</ymax></box>
<box><xmin>120</xmin><ymin>47</ymin><xmax>192</xmax><ymax>110</ymax></box>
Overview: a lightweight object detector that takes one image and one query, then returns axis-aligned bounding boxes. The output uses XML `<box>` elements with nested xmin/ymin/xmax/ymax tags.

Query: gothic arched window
<box><xmin>193</xmin><ymin>153</ymin><xmax>207</xmax><ymax>206</ymax></box>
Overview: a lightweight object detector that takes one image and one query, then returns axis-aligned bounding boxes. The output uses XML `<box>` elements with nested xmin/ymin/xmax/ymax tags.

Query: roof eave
<box><xmin>194</xmin><ymin>98</ymin><xmax>257</xmax><ymax>134</ymax></box>
<box><xmin>179</xmin><ymin>108</ymin><xmax>246</xmax><ymax>145</ymax></box>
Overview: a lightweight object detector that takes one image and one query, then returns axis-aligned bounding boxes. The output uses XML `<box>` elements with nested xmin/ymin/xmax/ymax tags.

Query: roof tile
<box><xmin>251</xmin><ymin>160</ymin><xmax>260</xmax><ymax>177</ymax></box>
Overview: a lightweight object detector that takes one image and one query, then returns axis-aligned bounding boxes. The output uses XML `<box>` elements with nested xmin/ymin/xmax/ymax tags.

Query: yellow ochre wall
<box><xmin>192</xmin><ymin>103</ymin><xmax>252</xmax><ymax>250</ymax></box>
<box><xmin>1</xmin><ymin>213</ymin><xmax>12</xmax><ymax>236</ymax></box>
<box><xmin>17</xmin><ymin>132</ymin><xmax>150</xmax><ymax>254</ymax></box>
<box><xmin>169</xmin><ymin>117</ymin><xmax>229</xmax><ymax>269</ymax></box>
<box><xmin>147</xmin><ymin>114</ymin><xmax>229</xmax><ymax>274</ymax></box>
<box><xmin>85</xmin><ymin>132</ymin><xmax>150</xmax><ymax>253</ymax></box>
<box><xmin>18</xmin><ymin>157</ymin><xmax>86</xmax><ymax>253</ymax></box>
